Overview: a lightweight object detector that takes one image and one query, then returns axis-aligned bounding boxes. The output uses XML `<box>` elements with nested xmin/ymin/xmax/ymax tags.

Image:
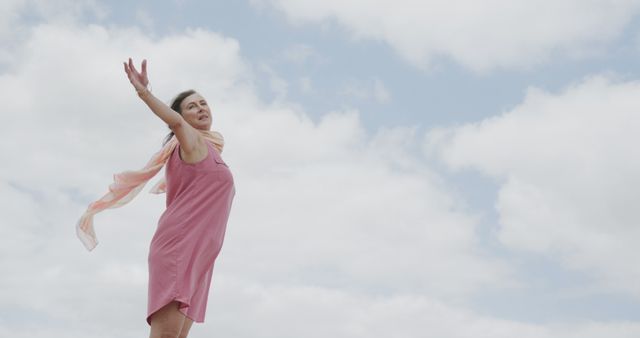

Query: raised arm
<box><xmin>123</xmin><ymin>58</ymin><xmax>202</xmax><ymax>155</ymax></box>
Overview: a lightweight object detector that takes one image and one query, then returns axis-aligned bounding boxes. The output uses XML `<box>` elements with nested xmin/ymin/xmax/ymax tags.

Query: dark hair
<box><xmin>163</xmin><ymin>89</ymin><xmax>197</xmax><ymax>146</ymax></box>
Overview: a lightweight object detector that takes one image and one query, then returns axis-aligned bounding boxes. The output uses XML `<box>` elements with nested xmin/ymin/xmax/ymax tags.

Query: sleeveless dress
<box><xmin>146</xmin><ymin>139</ymin><xmax>235</xmax><ymax>325</ymax></box>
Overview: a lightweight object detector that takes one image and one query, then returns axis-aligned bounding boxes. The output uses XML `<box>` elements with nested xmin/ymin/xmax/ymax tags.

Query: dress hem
<box><xmin>146</xmin><ymin>297</ymin><xmax>199</xmax><ymax>326</ymax></box>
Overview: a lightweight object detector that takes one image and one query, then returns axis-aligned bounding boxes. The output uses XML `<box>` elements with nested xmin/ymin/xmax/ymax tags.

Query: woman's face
<box><xmin>180</xmin><ymin>93</ymin><xmax>211</xmax><ymax>130</ymax></box>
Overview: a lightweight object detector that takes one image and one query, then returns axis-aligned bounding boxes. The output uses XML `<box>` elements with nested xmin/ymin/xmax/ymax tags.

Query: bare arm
<box><xmin>123</xmin><ymin>58</ymin><xmax>203</xmax><ymax>154</ymax></box>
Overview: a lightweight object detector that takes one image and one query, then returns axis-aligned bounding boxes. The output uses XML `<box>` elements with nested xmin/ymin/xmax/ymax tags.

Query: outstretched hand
<box><xmin>123</xmin><ymin>58</ymin><xmax>149</xmax><ymax>92</ymax></box>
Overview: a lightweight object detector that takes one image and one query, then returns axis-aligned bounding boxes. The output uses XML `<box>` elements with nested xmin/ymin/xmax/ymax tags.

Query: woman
<box><xmin>77</xmin><ymin>58</ymin><xmax>235</xmax><ymax>338</ymax></box>
<box><xmin>127</xmin><ymin>58</ymin><xmax>235</xmax><ymax>337</ymax></box>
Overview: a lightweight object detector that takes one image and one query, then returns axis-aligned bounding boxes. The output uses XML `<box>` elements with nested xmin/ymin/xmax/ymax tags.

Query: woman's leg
<box><xmin>178</xmin><ymin>318</ymin><xmax>194</xmax><ymax>338</ymax></box>
<box><xmin>149</xmin><ymin>301</ymin><xmax>186</xmax><ymax>338</ymax></box>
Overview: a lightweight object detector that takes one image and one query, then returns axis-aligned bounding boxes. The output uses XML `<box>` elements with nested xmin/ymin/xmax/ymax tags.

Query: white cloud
<box><xmin>0</xmin><ymin>0</ymin><xmax>28</xmax><ymax>40</ymax></box>
<box><xmin>282</xmin><ymin>43</ymin><xmax>318</xmax><ymax>64</ymax></box>
<box><xmin>29</xmin><ymin>0</ymin><xmax>108</xmax><ymax>22</ymax></box>
<box><xmin>1</xmin><ymin>6</ymin><xmax>638</xmax><ymax>338</ymax></box>
<box><xmin>339</xmin><ymin>77</ymin><xmax>392</xmax><ymax>103</ymax></box>
<box><xmin>425</xmin><ymin>75</ymin><xmax>640</xmax><ymax>297</ymax></box>
<box><xmin>0</xmin><ymin>0</ymin><xmax>106</xmax><ymax>44</ymax></box>
<box><xmin>258</xmin><ymin>62</ymin><xmax>290</xmax><ymax>99</ymax></box>
<box><xmin>280</xmin><ymin>44</ymin><xmax>322</xmax><ymax>95</ymax></box>
<box><xmin>257</xmin><ymin>0</ymin><xmax>640</xmax><ymax>72</ymax></box>
<box><xmin>135</xmin><ymin>8</ymin><xmax>155</xmax><ymax>31</ymax></box>
<box><xmin>199</xmin><ymin>278</ymin><xmax>640</xmax><ymax>338</ymax></box>
<box><xmin>0</xmin><ymin>0</ymin><xmax>30</xmax><ymax>63</ymax></box>
<box><xmin>0</xmin><ymin>17</ymin><xmax>513</xmax><ymax>337</ymax></box>
<box><xmin>373</xmin><ymin>78</ymin><xmax>391</xmax><ymax>103</ymax></box>
<box><xmin>299</xmin><ymin>76</ymin><xmax>313</xmax><ymax>93</ymax></box>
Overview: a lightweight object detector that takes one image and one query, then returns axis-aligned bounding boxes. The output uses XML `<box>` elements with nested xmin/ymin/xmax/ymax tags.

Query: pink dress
<box><xmin>147</xmin><ymin>139</ymin><xmax>235</xmax><ymax>325</ymax></box>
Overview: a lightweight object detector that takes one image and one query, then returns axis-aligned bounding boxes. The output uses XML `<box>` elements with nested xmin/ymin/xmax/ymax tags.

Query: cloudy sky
<box><xmin>1</xmin><ymin>0</ymin><xmax>640</xmax><ymax>337</ymax></box>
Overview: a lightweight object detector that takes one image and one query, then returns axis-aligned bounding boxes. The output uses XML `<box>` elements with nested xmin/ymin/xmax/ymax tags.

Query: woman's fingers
<box><xmin>129</xmin><ymin>57</ymin><xmax>140</xmax><ymax>76</ymax></box>
<box><xmin>141</xmin><ymin>59</ymin><xmax>147</xmax><ymax>78</ymax></box>
<box><xmin>124</xmin><ymin>57</ymin><xmax>149</xmax><ymax>90</ymax></box>
<box><xmin>128</xmin><ymin>58</ymin><xmax>134</xmax><ymax>74</ymax></box>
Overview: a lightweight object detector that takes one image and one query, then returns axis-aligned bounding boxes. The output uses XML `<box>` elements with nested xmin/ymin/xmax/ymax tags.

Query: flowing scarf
<box><xmin>76</xmin><ymin>130</ymin><xmax>224</xmax><ymax>251</ymax></box>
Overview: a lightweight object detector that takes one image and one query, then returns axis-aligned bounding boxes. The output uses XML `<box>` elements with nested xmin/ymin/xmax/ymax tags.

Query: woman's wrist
<box><xmin>136</xmin><ymin>83</ymin><xmax>152</xmax><ymax>100</ymax></box>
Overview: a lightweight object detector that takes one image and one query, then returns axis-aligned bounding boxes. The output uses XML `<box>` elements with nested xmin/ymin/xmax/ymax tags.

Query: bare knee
<box><xmin>178</xmin><ymin>318</ymin><xmax>194</xmax><ymax>338</ymax></box>
<box><xmin>151</xmin><ymin>323</ymin><xmax>183</xmax><ymax>338</ymax></box>
<box><xmin>149</xmin><ymin>301</ymin><xmax>186</xmax><ymax>338</ymax></box>
<box><xmin>159</xmin><ymin>330</ymin><xmax>181</xmax><ymax>338</ymax></box>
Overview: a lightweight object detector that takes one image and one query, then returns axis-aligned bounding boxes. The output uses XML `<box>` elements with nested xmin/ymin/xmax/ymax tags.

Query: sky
<box><xmin>1</xmin><ymin>0</ymin><xmax>640</xmax><ymax>337</ymax></box>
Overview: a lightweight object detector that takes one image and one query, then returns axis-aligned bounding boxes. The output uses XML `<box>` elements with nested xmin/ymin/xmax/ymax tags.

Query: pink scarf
<box><xmin>76</xmin><ymin>130</ymin><xmax>224</xmax><ymax>251</ymax></box>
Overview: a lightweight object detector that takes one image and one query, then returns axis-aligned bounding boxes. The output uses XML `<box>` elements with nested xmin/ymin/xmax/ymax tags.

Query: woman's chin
<box><xmin>189</xmin><ymin>120</ymin><xmax>211</xmax><ymax>130</ymax></box>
